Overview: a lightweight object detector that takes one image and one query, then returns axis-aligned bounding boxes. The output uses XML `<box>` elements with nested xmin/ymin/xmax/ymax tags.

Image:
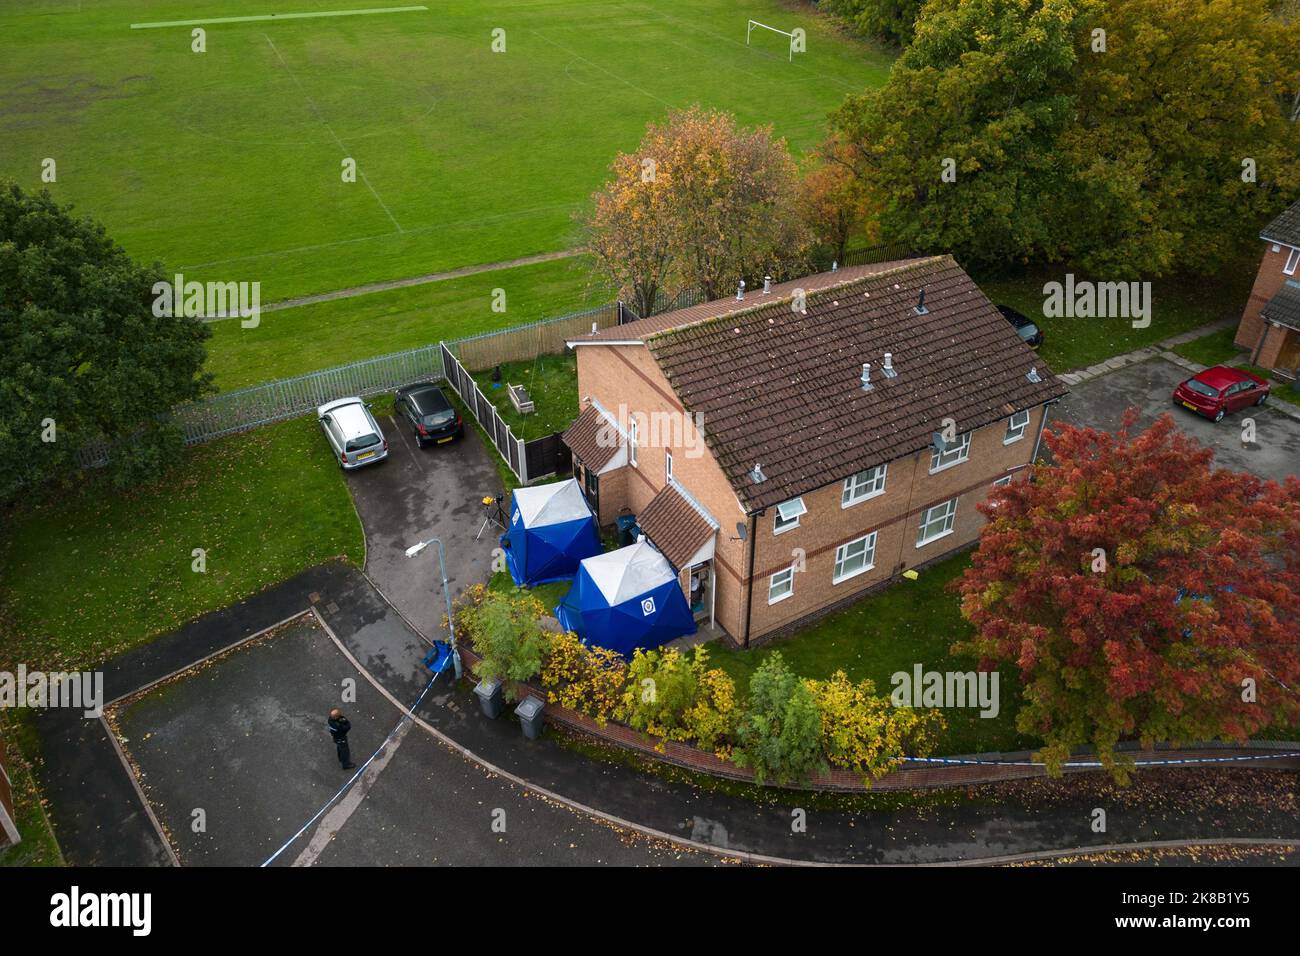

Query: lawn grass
<box><xmin>979</xmin><ymin>260</ymin><xmax>1255</xmax><ymax>374</ymax></box>
<box><xmin>0</xmin><ymin>416</ymin><xmax>364</xmax><ymax>671</ymax></box>
<box><xmin>488</xmin><ymin>571</ymin><xmax>570</xmax><ymax>614</ymax></box>
<box><xmin>470</xmin><ymin>352</ymin><xmax>579</xmax><ymax>441</ymax></box>
<box><xmin>0</xmin><ymin>0</ymin><xmax>892</xmax><ymax>303</ymax></box>
<box><xmin>0</xmin><ymin>712</ymin><xmax>64</xmax><ymax>868</ymax></box>
<box><xmin>204</xmin><ymin>255</ymin><xmax>609</xmax><ymax>390</ymax></box>
<box><xmin>705</xmin><ymin>552</ymin><xmax>1037</xmax><ymax>755</ymax></box>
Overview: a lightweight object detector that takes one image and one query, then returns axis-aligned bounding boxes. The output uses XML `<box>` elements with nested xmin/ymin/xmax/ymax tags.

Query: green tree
<box><xmin>824</xmin><ymin>0</ymin><xmax>928</xmax><ymax>46</ymax></box>
<box><xmin>831</xmin><ymin>0</ymin><xmax>1300</xmax><ymax>274</ymax></box>
<box><xmin>459</xmin><ymin>588</ymin><xmax>552</xmax><ymax>697</ymax></box>
<box><xmin>733</xmin><ymin>652</ymin><xmax>825</xmax><ymax>785</ymax></box>
<box><xmin>0</xmin><ymin>181</ymin><xmax>210</xmax><ymax>499</ymax></box>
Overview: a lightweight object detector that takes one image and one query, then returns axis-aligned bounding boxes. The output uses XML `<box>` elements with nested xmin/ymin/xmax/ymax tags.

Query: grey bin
<box><xmin>514</xmin><ymin>696</ymin><xmax>545</xmax><ymax>740</ymax></box>
<box><xmin>474</xmin><ymin>678</ymin><xmax>503</xmax><ymax>719</ymax></box>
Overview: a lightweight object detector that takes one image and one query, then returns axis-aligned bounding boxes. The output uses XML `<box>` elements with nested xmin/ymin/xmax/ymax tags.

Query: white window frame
<box><xmin>629</xmin><ymin>417</ymin><xmax>638</xmax><ymax>467</ymax></box>
<box><xmin>1285</xmin><ymin>246</ymin><xmax>1300</xmax><ymax>276</ymax></box>
<box><xmin>841</xmin><ymin>465</ymin><xmax>887</xmax><ymax>508</ymax></box>
<box><xmin>833</xmin><ymin>532</ymin><xmax>877</xmax><ymax>584</ymax></box>
<box><xmin>917</xmin><ymin>498</ymin><xmax>958</xmax><ymax>546</ymax></box>
<box><xmin>773</xmin><ymin>497</ymin><xmax>807</xmax><ymax>535</ymax></box>
<box><xmin>768</xmin><ymin>566</ymin><xmax>795</xmax><ymax>604</ymax></box>
<box><xmin>993</xmin><ymin>475</ymin><xmax>1013</xmax><ymax>488</ymax></box>
<box><xmin>1004</xmin><ymin>410</ymin><xmax>1030</xmax><ymax>444</ymax></box>
<box><xmin>665</xmin><ymin>449</ymin><xmax>673</xmax><ymax>482</ymax></box>
<box><xmin>929</xmin><ymin>432</ymin><xmax>971</xmax><ymax>473</ymax></box>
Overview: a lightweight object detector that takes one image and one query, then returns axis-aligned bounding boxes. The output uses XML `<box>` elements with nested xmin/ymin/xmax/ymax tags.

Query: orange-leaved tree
<box><xmin>583</xmin><ymin>106</ymin><xmax>808</xmax><ymax>314</ymax></box>
<box><xmin>955</xmin><ymin>411</ymin><xmax>1299</xmax><ymax>782</ymax></box>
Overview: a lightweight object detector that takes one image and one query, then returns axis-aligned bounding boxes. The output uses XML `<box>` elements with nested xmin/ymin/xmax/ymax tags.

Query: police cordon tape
<box><xmin>904</xmin><ymin>751</ymin><xmax>1300</xmax><ymax>768</ymax></box>
<box><xmin>260</xmin><ymin>669</ymin><xmax>443</xmax><ymax>868</ymax></box>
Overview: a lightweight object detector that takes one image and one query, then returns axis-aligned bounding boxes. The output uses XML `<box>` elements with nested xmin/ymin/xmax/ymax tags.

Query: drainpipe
<box><xmin>1030</xmin><ymin>399</ymin><xmax>1061</xmax><ymax>467</ymax></box>
<box><xmin>742</xmin><ymin>511</ymin><xmax>758</xmax><ymax>649</ymax></box>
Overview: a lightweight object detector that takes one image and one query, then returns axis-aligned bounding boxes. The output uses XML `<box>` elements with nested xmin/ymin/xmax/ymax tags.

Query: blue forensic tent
<box><xmin>555</xmin><ymin>539</ymin><xmax>696</xmax><ymax>656</ymax></box>
<box><xmin>500</xmin><ymin>479</ymin><xmax>601</xmax><ymax>587</ymax></box>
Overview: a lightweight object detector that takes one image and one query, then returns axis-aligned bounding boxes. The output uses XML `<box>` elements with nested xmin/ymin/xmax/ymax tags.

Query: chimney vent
<box><xmin>763</xmin><ymin>275</ymin><xmax>772</xmax><ymax>294</ymax></box>
<box><xmin>591</xmin><ymin>322</ymin><xmax>598</xmax><ymax>334</ymax></box>
<box><xmin>860</xmin><ymin>362</ymin><xmax>874</xmax><ymax>391</ymax></box>
<box><xmin>831</xmin><ymin>260</ymin><xmax>839</xmax><ymax>272</ymax></box>
<box><xmin>736</xmin><ymin>279</ymin><xmax>746</xmax><ymax>301</ymax></box>
<box><xmin>882</xmin><ymin>352</ymin><xmax>897</xmax><ymax>378</ymax></box>
<box><xmin>749</xmin><ymin>462</ymin><xmax>767</xmax><ymax>483</ymax></box>
<box><xmin>1027</xmin><ymin>366</ymin><xmax>1042</xmax><ymax>383</ymax></box>
<box><xmin>913</xmin><ymin>287</ymin><xmax>929</xmax><ymax>315</ymax></box>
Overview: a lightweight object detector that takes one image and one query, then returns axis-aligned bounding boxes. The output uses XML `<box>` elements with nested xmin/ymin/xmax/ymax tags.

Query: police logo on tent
<box><xmin>641</xmin><ymin>597</ymin><xmax>656</xmax><ymax>616</ymax></box>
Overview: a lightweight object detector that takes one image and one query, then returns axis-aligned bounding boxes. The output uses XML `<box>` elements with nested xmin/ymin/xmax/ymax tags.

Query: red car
<box><xmin>1172</xmin><ymin>366</ymin><xmax>1270</xmax><ymax>422</ymax></box>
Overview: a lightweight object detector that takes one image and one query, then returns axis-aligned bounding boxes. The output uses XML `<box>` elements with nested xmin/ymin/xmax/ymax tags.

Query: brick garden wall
<box><xmin>458</xmin><ymin>645</ymin><xmax>1300</xmax><ymax>792</ymax></box>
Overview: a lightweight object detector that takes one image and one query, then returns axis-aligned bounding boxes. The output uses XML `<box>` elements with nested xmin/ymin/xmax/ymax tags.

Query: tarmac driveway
<box><xmin>1052</xmin><ymin>356</ymin><xmax>1300</xmax><ymax>483</ymax></box>
<box><xmin>346</xmin><ymin>411</ymin><xmax>503</xmax><ymax>637</ymax></box>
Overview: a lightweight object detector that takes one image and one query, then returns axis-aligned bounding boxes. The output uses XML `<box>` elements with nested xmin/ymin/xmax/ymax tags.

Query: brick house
<box><xmin>1234</xmin><ymin>198</ymin><xmax>1300</xmax><ymax>378</ymax></box>
<box><xmin>561</xmin><ymin>255</ymin><xmax>1067</xmax><ymax>648</ymax></box>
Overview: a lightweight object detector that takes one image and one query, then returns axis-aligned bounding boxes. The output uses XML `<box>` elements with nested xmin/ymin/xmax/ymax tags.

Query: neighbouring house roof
<box><xmin>636</xmin><ymin>482</ymin><xmax>717</xmax><ymax>570</ymax></box>
<box><xmin>562</xmin><ymin>402</ymin><xmax>625</xmax><ymax>473</ymax></box>
<box><xmin>1261</xmin><ymin>283</ymin><xmax>1300</xmax><ymax>332</ymax></box>
<box><xmin>644</xmin><ymin>255</ymin><xmax>1068</xmax><ymax>512</ymax></box>
<box><xmin>567</xmin><ymin>259</ymin><xmax>924</xmax><ymax>347</ymax></box>
<box><xmin>1261</xmin><ymin>199</ymin><xmax>1300</xmax><ymax>249</ymax></box>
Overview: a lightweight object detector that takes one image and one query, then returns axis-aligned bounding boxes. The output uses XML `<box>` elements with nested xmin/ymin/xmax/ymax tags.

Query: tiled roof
<box><xmin>1261</xmin><ymin>283</ymin><xmax>1300</xmax><ymax>332</ymax></box>
<box><xmin>562</xmin><ymin>404</ymin><xmax>620</xmax><ymax>472</ymax></box>
<box><xmin>568</xmin><ymin>260</ymin><xmax>924</xmax><ymax>346</ymax></box>
<box><xmin>1261</xmin><ymin>198</ymin><xmax>1300</xmax><ymax>248</ymax></box>
<box><xmin>637</xmin><ymin>484</ymin><xmax>715</xmax><ymax>570</ymax></box>
<box><xmin>645</xmin><ymin>256</ymin><xmax>1068</xmax><ymax>512</ymax></box>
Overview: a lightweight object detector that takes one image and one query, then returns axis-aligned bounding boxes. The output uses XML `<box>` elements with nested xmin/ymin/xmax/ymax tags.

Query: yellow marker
<box><xmin>902</xmin><ymin>569</ymin><xmax>919</xmax><ymax>581</ymax></box>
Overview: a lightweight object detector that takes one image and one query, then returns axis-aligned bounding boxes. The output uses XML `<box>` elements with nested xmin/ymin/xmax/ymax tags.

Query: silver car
<box><xmin>317</xmin><ymin>397</ymin><xmax>388</xmax><ymax>470</ymax></box>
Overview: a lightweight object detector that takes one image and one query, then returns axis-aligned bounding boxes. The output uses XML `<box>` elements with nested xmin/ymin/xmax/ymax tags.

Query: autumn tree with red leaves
<box><xmin>955</xmin><ymin>412</ymin><xmax>1300</xmax><ymax>782</ymax></box>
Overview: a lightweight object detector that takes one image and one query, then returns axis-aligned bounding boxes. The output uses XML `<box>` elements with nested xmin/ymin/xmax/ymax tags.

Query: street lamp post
<box><xmin>403</xmin><ymin>536</ymin><xmax>462</xmax><ymax>680</ymax></box>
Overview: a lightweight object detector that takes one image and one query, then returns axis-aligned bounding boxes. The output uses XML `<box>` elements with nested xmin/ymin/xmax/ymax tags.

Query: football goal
<box><xmin>745</xmin><ymin>19</ymin><xmax>802</xmax><ymax>61</ymax></box>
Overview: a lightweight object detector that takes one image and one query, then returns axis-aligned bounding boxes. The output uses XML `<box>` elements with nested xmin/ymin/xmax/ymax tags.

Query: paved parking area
<box><xmin>345</xmin><ymin>411</ymin><xmax>502</xmax><ymax>638</ymax></box>
<box><xmin>1052</xmin><ymin>356</ymin><xmax>1300</xmax><ymax>483</ymax></box>
<box><xmin>112</xmin><ymin>614</ymin><xmax>709</xmax><ymax>867</ymax></box>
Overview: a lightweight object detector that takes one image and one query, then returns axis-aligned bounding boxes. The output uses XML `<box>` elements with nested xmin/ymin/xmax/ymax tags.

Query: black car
<box><xmin>395</xmin><ymin>383</ymin><xmax>463</xmax><ymax>447</ymax></box>
<box><xmin>996</xmin><ymin>305</ymin><xmax>1044</xmax><ymax>348</ymax></box>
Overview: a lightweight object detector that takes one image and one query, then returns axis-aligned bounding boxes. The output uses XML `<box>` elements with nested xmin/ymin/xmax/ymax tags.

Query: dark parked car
<box><xmin>395</xmin><ymin>382</ymin><xmax>463</xmax><ymax>447</ymax></box>
<box><xmin>996</xmin><ymin>305</ymin><xmax>1044</xmax><ymax>348</ymax></box>
<box><xmin>1172</xmin><ymin>366</ymin><xmax>1270</xmax><ymax>423</ymax></box>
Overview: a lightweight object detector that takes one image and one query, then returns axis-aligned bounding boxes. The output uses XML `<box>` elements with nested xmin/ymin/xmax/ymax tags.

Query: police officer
<box><xmin>328</xmin><ymin>708</ymin><xmax>355</xmax><ymax>770</ymax></box>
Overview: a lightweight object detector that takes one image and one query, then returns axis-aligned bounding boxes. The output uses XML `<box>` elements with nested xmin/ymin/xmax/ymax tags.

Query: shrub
<box><xmin>455</xmin><ymin>585</ymin><xmax>551</xmax><ymax>699</ymax></box>
<box><xmin>732</xmin><ymin>652</ymin><xmax>825</xmax><ymax>785</ymax></box>
<box><xmin>540</xmin><ymin>630</ymin><xmax>627</xmax><ymax>724</ymax></box>
<box><xmin>806</xmin><ymin>671</ymin><xmax>946</xmax><ymax>785</ymax></box>
<box><xmin>617</xmin><ymin>645</ymin><xmax>738</xmax><ymax>755</ymax></box>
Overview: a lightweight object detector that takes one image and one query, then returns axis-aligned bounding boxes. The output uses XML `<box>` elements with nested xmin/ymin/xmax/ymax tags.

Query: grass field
<box><xmin>0</xmin><ymin>0</ymin><xmax>891</xmax><ymax>304</ymax></box>
<box><xmin>206</xmin><ymin>253</ymin><xmax>607</xmax><ymax>389</ymax></box>
<box><xmin>0</xmin><ymin>416</ymin><xmax>364</xmax><ymax>671</ymax></box>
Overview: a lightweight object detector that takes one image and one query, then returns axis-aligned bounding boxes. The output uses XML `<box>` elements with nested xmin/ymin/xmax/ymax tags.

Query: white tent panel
<box><xmin>581</xmin><ymin>539</ymin><xmax>676</xmax><ymax>605</ymax></box>
<box><xmin>512</xmin><ymin>478</ymin><xmax>593</xmax><ymax>527</ymax></box>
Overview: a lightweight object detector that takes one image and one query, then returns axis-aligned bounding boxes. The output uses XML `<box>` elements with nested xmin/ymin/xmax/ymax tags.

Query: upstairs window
<box><xmin>929</xmin><ymin>432</ymin><xmax>971</xmax><ymax>473</ymax></box>
<box><xmin>773</xmin><ymin>497</ymin><xmax>807</xmax><ymax>535</ymax></box>
<box><xmin>842</xmin><ymin>465</ymin><xmax>887</xmax><ymax>507</ymax></box>
<box><xmin>1285</xmin><ymin>247</ymin><xmax>1300</xmax><ymax>276</ymax></box>
<box><xmin>629</xmin><ymin>418</ymin><xmax>638</xmax><ymax>467</ymax></box>
<box><xmin>1004</xmin><ymin>410</ymin><xmax>1030</xmax><ymax>444</ymax></box>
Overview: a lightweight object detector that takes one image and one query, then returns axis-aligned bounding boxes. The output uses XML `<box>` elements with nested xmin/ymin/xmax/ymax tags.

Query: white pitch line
<box><xmin>263</xmin><ymin>33</ymin><xmax>405</xmax><ymax>234</ymax></box>
<box><xmin>131</xmin><ymin>6</ymin><xmax>429</xmax><ymax>30</ymax></box>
